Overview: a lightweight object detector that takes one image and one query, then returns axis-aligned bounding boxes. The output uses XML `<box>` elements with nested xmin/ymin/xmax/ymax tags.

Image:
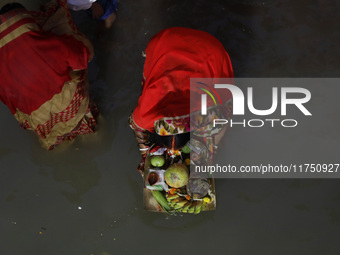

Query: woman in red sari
<box><xmin>129</xmin><ymin>27</ymin><xmax>234</xmax><ymax>173</ymax></box>
<box><xmin>0</xmin><ymin>1</ymin><xmax>97</xmax><ymax>150</ymax></box>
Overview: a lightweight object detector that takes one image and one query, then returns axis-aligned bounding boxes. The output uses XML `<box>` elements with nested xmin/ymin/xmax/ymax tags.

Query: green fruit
<box><xmin>188</xmin><ymin>202</ymin><xmax>197</xmax><ymax>214</ymax></box>
<box><xmin>150</xmin><ymin>155</ymin><xmax>165</xmax><ymax>167</ymax></box>
<box><xmin>194</xmin><ymin>201</ymin><xmax>203</xmax><ymax>214</ymax></box>
<box><xmin>164</xmin><ymin>163</ymin><xmax>189</xmax><ymax>188</ymax></box>
<box><xmin>182</xmin><ymin>201</ymin><xmax>192</xmax><ymax>213</ymax></box>
<box><xmin>201</xmin><ymin>201</ymin><xmax>208</xmax><ymax>211</ymax></box>
<box><xmin>166</xmin><ymin>194</ymin><xmax>180</xmax><ymax>201</ymax></box>
<box><xmin>182</xmin><ymin>145</ymin><xmax>191</xmax><ymax>154</ymax></box>
<box><xmin>173</xmin><ymin>200</ymin><xmax>188</xmax><ymax>210</ymax></box>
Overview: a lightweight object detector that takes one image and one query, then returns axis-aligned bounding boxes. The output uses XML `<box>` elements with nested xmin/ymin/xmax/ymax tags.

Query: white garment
<box><xmin>67</xmin><ymin>0</ymin><xmax>96</xmax><ymax>11</ymax></box>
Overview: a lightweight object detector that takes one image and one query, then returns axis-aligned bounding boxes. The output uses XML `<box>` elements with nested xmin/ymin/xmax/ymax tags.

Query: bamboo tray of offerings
<box><xmin>143</xmin><ymin>140</ymin><xmax>216</xmax><ymax>214</ymax></box>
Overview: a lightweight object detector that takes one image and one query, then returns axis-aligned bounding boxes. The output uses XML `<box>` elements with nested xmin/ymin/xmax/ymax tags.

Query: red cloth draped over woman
<box><xmin>130</xmin><ymin>27</ymin><xmax>234</xmax><ymax>171</ymax></box>
<box><xmin>0</xmin><ymin>0</ymin><xmax>97</xmax><ymax>150</ymax></box>
<box><xmin>131</xmin><ymin>27</ymin><xmax>234</xmax><ymax>133</ymax></box>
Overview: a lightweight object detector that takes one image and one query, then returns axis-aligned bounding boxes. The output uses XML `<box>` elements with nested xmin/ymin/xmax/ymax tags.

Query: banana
<box><xmin>194</xmin><ymin>201</ymin><xmax>203</xmax><ymax>214</ymax></box>
<box><xmin>181</xmin><ymin>201</ymin><xmax>192</xmax><ymax>213</ymax></box>
<box><xmin>151</xmin><ymin>190</ymin><xmax>209</xmax><ymax>215</ymax></box>
<box><xmin>201</xmin><ymin>201</ymin><xmax>207</xmax><ymax>211</ymax></box>
<box><xmin>166</xmin><ymin>194</ymin><xmax>180</xmax><ymax>201</ymax></box>
<box><xmin>188</xmin><ymin>201</ymin><xmax>197</xmax><ymax>214</ymax></box>
<box><xmin>173</xmin><ymin>200</ymin><xmax>188</xmax><ymax>210</ymax></box>
<box><xmin>169</xmin><ymin>198</ymin><xmax>185</xmax><ymax>205</ymax></box>
<box><xmin>165</xmin><ymin>193</ymin><xmax>179</xmax><ymax>201</ymax></box>
<box><xmin>170</xmin><ymin>199</ymin><xmax>186</xmax><ymax>207</ymax></box>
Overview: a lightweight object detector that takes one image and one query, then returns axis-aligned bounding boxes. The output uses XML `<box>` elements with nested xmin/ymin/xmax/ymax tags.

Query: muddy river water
<box><xmin>1</xmin><ymin>0</ymin><xmax>340</xmax><ymax>254</ymax></box>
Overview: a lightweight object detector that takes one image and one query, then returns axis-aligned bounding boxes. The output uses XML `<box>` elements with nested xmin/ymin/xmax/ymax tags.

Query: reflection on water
<box><xmin>29</xmin><ymin>116</ymin><xmax>115</xmax><ymax>204</ymax></box>
<box><xmin>325</xmin><ymin>207</ymin><xmax>340</xmax><ymax>224</ymax></box>
<box><xmin>54</xmin><ymin>163</ymin><xmax>101</xmax><ymax>204</ymax></box>
<box><xmin>5</xmin><ymin>190</ymin><xmax>17</xmax><ymax>202</ymax></box>
<box><xmin>0</xmin><ymin>148</ymin><xmax>16</xmax><ymax>159</ymax></box>
<box><xmin>237</xmin><ymin>191</ymin><xmax>268</xmax><ymax>203</ymax></box>
<box><xmin>34</xmin><ymin>150</ymin><xmax>101</xmax><ymax>204</ymax></box>
<box><xmin>294</xmin><ymin>203</ymin><xmax>310</xmax><ymax>212</ymax></box>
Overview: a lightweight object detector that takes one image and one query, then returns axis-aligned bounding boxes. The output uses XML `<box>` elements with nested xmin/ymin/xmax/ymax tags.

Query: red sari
<box><xmin>130</xmin><ymin>27</ymin><xmax>234</xmax><ymax>134</ymax></box>
<box><xmin>130</xmin><ymin>27</ymin><xmax>234</xmax><ymax>166</ymax></box>
<box><xmin>0</xmin><ymin>0</ymin><xmax>96</xmax><ymax>150</ymax></box>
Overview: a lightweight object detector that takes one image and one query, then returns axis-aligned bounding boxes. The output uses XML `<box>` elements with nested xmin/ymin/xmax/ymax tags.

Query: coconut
<box><xmin>186</xmin><ymin>178</ymin><xmax>209</xmax><ymax>199</ymax></box>
<box><xmin>164</xmin><ymin>163</ymin><xmax>189</xmax><ymax>188</ymax></box>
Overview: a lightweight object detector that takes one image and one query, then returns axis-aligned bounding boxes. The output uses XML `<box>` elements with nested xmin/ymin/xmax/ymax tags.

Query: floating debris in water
<box><xmin>78</xmin><ymin>206</ymin><xmax>82</xmax><ymax>210</ymax></box>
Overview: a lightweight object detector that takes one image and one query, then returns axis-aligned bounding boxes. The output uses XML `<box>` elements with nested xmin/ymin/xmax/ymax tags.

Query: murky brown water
<box><xmin>1</xmin><ymin>0</ymin><xmax>340</xmax><ymax>254</ymax></box>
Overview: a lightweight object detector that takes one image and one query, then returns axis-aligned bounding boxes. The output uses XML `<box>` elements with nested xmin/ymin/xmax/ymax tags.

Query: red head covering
<box><xmin>132</xmin><ymin>27</ymin><xmax>234</xmax><ymax>132</ymax></box>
